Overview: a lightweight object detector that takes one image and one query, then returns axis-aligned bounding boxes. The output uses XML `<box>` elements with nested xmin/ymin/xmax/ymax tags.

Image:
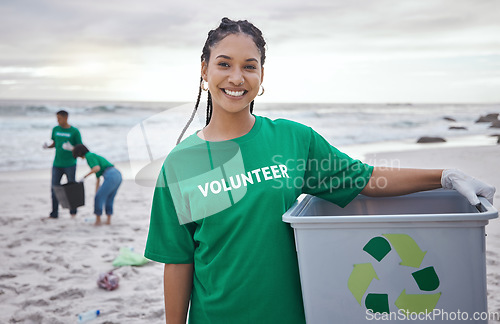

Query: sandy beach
<box><xmin>0</xmin><ymin>164</ymin><xmax>165</xmax><ymax>323</ymax></box>
<box><xmin>0</xmin><ymin>144</ymin><xmax>499</xmax><ymax>323</ymax></box>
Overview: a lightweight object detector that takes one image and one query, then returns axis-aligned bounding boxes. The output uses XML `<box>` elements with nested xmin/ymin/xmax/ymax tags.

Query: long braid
<box><xmin>176</xmin><ymin>76</ymin><xmax>203</xmax><ymax>145</ymax></box>
<box><xmin>206</xmin><ymin>91</ymin><xmax>212</xmax><ymax>126</ymax></box>
<box><xmin>250</xmin><ymin>101</ymin><xmax>254</xmax><ymax>114</ymax></box>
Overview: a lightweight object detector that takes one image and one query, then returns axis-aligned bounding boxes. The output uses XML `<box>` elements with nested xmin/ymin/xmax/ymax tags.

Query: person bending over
<box><xmin>73</xmin><ymin>144</ymin><xmax>122</xmax><ymax>226</ymax></box>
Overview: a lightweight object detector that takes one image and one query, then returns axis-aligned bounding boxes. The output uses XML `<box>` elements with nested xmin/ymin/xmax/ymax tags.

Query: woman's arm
<box><xmin>80</xmin><ymin>165</ymin><xmax>101</xmax><ymax>192</ymax></box>
<box><xmin>361</xmin><ymin>167</ymin><xmax>443</xmax><ymax>197</ymax></box>
<box><xmin>83</xmin><ymin>166</ymin><xmax>101</xmax><ymax>179</ymax></box>
<box><xmin>95</xmin><ymin>177</ymin><xmax>100</xmax><ymax>193</ymax></box>
<box><xmin>164</xmin><ymin>263</ymin><xmax>193</xmax><ymax>324</ymax></box>
<box><xmin>362</xmin><ymin>167</ymin><xmax>496</xmax><ymax>205</ymax></box>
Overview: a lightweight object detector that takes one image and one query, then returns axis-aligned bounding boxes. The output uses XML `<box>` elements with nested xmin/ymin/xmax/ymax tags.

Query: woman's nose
<box><xmin>228</xmin><ymin>68</ymin><xmax>244</xmax><ymax>86</ymax></box>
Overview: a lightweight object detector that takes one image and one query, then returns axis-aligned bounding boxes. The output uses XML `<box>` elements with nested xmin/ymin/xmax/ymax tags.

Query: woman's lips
<box><xmin>222</xmin><ymin>88</ymin><xmax>247</xmax><ymax>97</ymax></box>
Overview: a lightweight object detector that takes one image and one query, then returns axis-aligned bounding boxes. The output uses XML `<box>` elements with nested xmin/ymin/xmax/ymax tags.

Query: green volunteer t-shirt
<box><xmin>144</xmin><ymin>115</ymin><xmax>373</xmax><ymax>324</ymax></box>
<box><xmin>85</xmin><ymin>152</ymin><xmax>114</xmax><ymax>178</ymax></box>
<box><xmin>51</xmin><ymin>126</ymin><xmax>82</xmax><ymax>167</ymax></box>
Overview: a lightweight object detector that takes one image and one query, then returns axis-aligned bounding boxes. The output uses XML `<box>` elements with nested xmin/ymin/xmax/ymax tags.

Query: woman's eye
<box><xmin>245</xmin><ymin>65</ymin><xmax>256</xmax><ymax>70</ymax></box>
<box><xmin>218</xmin><ymin>62</ymin><xmax>229</xmax><ymax>67</ymax></box>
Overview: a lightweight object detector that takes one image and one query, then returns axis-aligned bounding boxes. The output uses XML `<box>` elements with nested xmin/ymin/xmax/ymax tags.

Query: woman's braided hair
<box><xmin>176</xmin><ymin>17</ymin><xmax>266</xmax><ymax>144</ymax></box>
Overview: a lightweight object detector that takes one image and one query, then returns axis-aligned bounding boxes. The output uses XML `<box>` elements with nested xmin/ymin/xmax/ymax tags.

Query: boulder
<box><xmin>488</xmin><ymin>134</ymin><xmax>500</xmax><ymax>144</ymax></box>
<box><xmin>490</xmin><ymin>120</ymin><xmax>500</xmax><ymax>128</ymax></box>
<box><xmin>449</xmin><ymin>126</ymin><xmax>467</xmax><ymax>130</ymax></box>
<box><xmin>417</xmin><ymin>136</ymin><xmax>447</xmax><ymax>143</ymax></box>
<box><xmin>443</xmin><ymin>117</ymin><xmax>456</xmax><ymax>122</ymax></box>
<box><xmin>476</xmin><ymin>113</ymin><xmax>499</xmax><ymax>123</ymax></box>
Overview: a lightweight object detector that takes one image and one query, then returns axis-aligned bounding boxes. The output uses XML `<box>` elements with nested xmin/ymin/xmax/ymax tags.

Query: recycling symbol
<box><xmin>348</xmin><ymin>234</ymin><xmax>441</xmax><ymax>314</ymax></box>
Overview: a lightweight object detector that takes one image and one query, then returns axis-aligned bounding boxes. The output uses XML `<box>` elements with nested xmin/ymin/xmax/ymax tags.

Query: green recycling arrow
<box><xmin>348</xmin><ymin>263</ymin><xmax>379</xmax><ymax>305</ymax></box>
<box><xmin>395</xmin><ymin>289</ymin><xmax>441</xmax><ymax>314</ymax></box>
<box><xmin>412</xmin><ymin>266</ymin><xmax>440</xmax><ymax>291</ymax></box>
<box><xmin>363</xmin><ymin>237</ymin><xmax>391</xmax><ymax>262</ymax></box>
<box><xmin>383</xmin><ymin>234</ymin><xmax>426</xmax><ymax>268</ymax></box>
<box><xmin>365</xmin><ymin>293</ymin><xmax>390</xmax><ymax>314</ymax></box>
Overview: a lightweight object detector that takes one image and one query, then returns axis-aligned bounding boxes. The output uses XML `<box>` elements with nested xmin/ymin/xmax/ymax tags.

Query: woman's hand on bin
<box><xmin>441</xmin><ymin>169</ymin><xmax>496</xmax><ymax>205</ymax></box>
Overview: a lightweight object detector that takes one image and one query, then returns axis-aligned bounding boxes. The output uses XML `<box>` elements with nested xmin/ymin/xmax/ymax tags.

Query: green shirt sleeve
<box><xmin>144</xmin><ymin>163</ymin><xmax>197</xmax><ymax>264</ymax></box>
<box><xmin>85</xmin><ymin>152</ymin><xmax>114</xmax><ymax>178</ymax></box>
<box><xmin>72</xmin><ymin>128</ymin><xmax>82</xmax><ymax>145</ymax></box>
<box><xmin>85</xmin><ymin>153</ymin><xmax>98</xmax><ymax>169</ymax></box>
<box><xmin>51</xmin><ymin>127</ymin><xmax>55</xmax><ymax>141</ymax></box>
<box><xmin>302</xmin><ymin>127</ymin><xmax>374</xmax><ymax>207</ymax></box>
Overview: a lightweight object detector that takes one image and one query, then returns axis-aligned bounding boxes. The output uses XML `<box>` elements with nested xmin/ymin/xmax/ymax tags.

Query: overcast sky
<box><xmin>1</xmin><ymin>0</ymin><xmax>499</xmax><ymax>103</ymax></box>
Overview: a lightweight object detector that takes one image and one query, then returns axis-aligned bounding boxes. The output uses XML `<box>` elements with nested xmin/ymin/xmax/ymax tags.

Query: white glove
<box><xmin>441</xmin><ymin>169</ymin><xmax>496</xmax><ymax>205</ymax></box>
<box><xmin>78</xmin><ymin>177</ymin><xmax>86</xmax><ymax>183</ymax></box>
<box><xmin>62</xmin><ymin>141</ymin><xmax>74</xmax><ymax>151</ymax></box>
<box><xmin>43</xmin><ymin>142</ymin><xmax>49</xmax><ymax>149</ymax></box>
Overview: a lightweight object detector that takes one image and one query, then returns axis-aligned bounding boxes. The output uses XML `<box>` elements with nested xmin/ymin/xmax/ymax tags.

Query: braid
<box><xmin>250</xmin><ymin>100</ymin><xmax>254</xmax><ymax>114</ymax></box>
<box><xmin>202</xmin><ymin>18</ymin><xmax>266</xmax><ymax>66</ymax></box>
<box><xmin>206</xmin><ymin>91</ymin><xmax>212</xmax><ymax>126</ymax></box>
<box><xmin>176</xmin><ymin>76</ymin><xmax>203</xmax><ymax>145</ymax></box>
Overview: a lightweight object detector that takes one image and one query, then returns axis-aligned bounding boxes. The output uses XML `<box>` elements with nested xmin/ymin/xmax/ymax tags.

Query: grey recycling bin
<box><xmin>282</xmin><ymin>189</ymin><xmax>498</xmax><ymax>323</ymax></box>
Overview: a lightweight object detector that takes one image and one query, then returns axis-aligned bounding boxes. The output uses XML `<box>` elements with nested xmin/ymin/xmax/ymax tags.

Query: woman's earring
<box><xmin>201</xmin><ymin>79</ymin><xmax>208</xmax><ymax>91</ymax></box>
<box><xmin>258</xmin><ymin>85</ymin><xmax>265</xmax><ymax>96</ymax></box>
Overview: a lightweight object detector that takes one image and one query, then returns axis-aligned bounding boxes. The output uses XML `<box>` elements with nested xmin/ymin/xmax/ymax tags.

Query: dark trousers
<box><xmin>50</xmin><ymin>165</ymin><xmax>77</xmax><ymax>217</ymax></box>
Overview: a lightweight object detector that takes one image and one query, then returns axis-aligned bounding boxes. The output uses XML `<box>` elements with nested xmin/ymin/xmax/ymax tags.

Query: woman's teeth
<box><xmin>224</xmin><ymin>89</ymin><xmax>245</xmax><ymax>97</ymax></box>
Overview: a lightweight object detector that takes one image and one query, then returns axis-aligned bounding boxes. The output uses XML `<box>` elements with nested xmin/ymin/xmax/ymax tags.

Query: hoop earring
<box><xmin>258</xmin><ymin>85</ymin><xmax>265</xmax><ymax>96</ymax></box>
<box><xmin>201</xmin><ymin>79</ymin><xmax>208</xmax><ymax>91</ymax></box>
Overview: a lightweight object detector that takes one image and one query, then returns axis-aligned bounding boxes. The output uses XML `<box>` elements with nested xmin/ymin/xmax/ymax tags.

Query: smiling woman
<box><xmin>201</xmin><ymin>34</ymin><xmax>263</xmax><ymax>130</ymax></box>
<box><xmin>143</xmin><ymin>17</ymin><xmax>495</xmax><ymax>324</ymax></box>
<box><xmin>175</xmin><ymin>18</ymin><xmax>266</xmax><ymax>144</ymax></box>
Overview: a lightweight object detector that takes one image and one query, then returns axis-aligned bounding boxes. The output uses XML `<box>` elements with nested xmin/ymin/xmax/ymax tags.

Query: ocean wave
<box><xmin>0</xmin><ymin>104</ymin><xmax>55</xmax><ymax>116</ymax></box>
<box><xmin>0</xmin><ymin>103</ymin><xmax>128</xmax><ymax>116</ymax></box>
<box><xmin>1</xmin><ymin>100</ymin><xmax>499</xmax><ymax>171</ymax></box>
<box><xmin>0</xmin><ymin>100</ymin><xmax>185</xmax><ymax>117</ymax></box>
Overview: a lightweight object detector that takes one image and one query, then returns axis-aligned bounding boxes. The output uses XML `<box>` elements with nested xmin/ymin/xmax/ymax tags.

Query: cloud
<box><xmin>263</xmin><ymin>0</ymin><xmax>500</xmax><ymax>54</ymax></box>
<box><xmin>2</xmin><ymin>0</ymin><xmax>499</xmax><ymax>57</ymax></box>
<box><xmin>1</xmin><ymin>1</ymin><xmax>195</xmax><ymax>48</ymax></box>
<box><xmin>1</xmin><ymin>0</ymin><xmax>499</xmax><ymax>102</ymax></box>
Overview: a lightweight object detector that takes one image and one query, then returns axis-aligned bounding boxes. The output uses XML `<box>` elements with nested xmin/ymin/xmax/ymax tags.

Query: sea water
<box><xmin>0</xmin><ymin>99</ymin><xmax>498</xmax><ymax>172</ymax></box>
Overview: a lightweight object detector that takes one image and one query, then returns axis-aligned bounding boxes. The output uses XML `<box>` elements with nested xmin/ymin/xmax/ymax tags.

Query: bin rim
<box><xmin>282</xmin><ymin>191</ymin><xmax>498</xmax><ymax>224</ymax></box>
